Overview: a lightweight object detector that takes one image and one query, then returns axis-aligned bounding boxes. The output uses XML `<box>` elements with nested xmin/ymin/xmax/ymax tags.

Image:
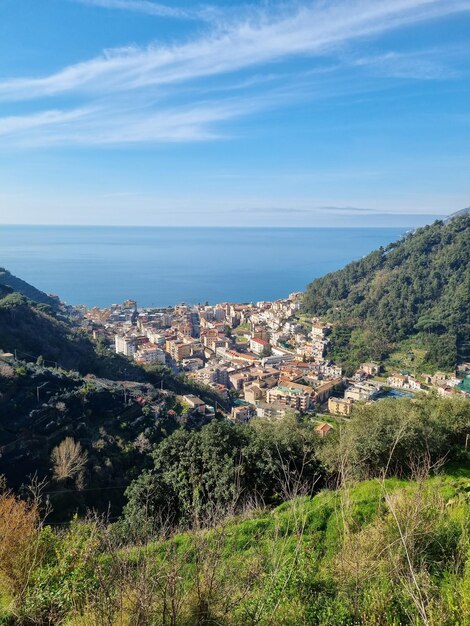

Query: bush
<box><xmin>318</xmin><ymin>395</ymin><xmax>470</xmax><ymax>479</ymax></box>
<box><xmin>0</xmin><ymin>486</ymin><xmax>40</xmax><ymax>599</ymax></box>
<box><xmin>23</xmin><ymin>519</ymin><xmax>101</xmax><ymax>623</ymax></box>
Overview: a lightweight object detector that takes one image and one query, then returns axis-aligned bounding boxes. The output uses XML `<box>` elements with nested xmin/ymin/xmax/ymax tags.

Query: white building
<box><xmin>134</xmin><ymin>344</ymin><xmax>166</xmax><ymax>365</ymax></box>
<box><xmin>250</xmin><ymin>337</ymin><xmax>270</xmax><ymax>355</ymax></box>
<box><xmin>146</xmin><ymin>331</ymin><xmax>166</xmax><ymax>346</ymax></box>
<box><xmin>115</xmin><ymin>334</ymin><xmax>137</xmax><ymax>357</ymax></box>
<box><xmin>345</xmin><ymin>382</ymin><xmax>381</xmax><ymax>402</ymax></box>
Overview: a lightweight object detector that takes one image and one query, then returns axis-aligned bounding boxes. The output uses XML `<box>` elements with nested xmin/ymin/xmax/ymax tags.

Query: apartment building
<box><xmin>230</xmin><ymin>405</ymin><xmax>256</xmax><ymax>423</ymax></box>
<box><xmin>166</xmin><ymin>340</ymin><xmax>192</xmax><ymax>362</ymax></box>
<box><xmin>328</xmin><ymin>397</ymin><xmax>354</xmax><ymax>416</ymax></box>
<box><xmin>345</xmin><ymin>382</ymin><xmax>381</xmax><ymax>402</ymax></box>
<box><xmin>256</xmin><ymin>402</ymin><xmax>298</xmax><ymax>420</ymax></box>
<box><xmin>266</xmin><ymin>382</ymin><xmax>314</xmax><ymax>412</ymax></box>
<box><xmin>115</xmin><ymin>334</ymin><xmax>147</xmax><ymax>357</ymax></box>
<box><xmin>250</xmin><ymin>337</ymin><xmax>270</xmax><ymax>355</ymax></box>
<box><xmin>244</xmin><ymin>382</ymin><xmax>267</xmax><ymax>404</ymax></box>
<box><xmin>314</xmin><ymin>377</ymin><xmax>343</xmax><ymax>404</ymax></box>
<box><xmin>134</xmin><ymin>344</ymin><xmax>166</xmax><ymax>365</ymax></box>
<box><xmin>195</xmin><ymin>365</ymin><xmax>229</xmax><ymax>387</ymax></box>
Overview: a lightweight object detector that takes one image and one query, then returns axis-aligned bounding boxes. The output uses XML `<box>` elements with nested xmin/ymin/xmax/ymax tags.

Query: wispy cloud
<box><xmin>0</xmin><ymin>108</ymin><xmax>96</xmax><ymax>136</ymax></box>
<box><xmin>0</xmin><ymin>0</ymin><xmax>469</xmax><ymax>146</ymax></box>
<box><xmin>233</xmin><ymin>205</ymin><xmax>380</xmax><ymax>214</ymax></box>
<box><xmin>0</xmin><ymin>95</ymin><xmax>278</xmax><ymax>146</ymax></box>
<box><xmin>349</xmin><ymin>49</ymin><xmax>461</xmax><ymax>80</ymax></box>
<box><xmin>71</xmin><ymin>0</ymin><xmax>206</xmax><ymax>20</ymax></box>
<box><xmin>2</xmin><ymin>0</ymin><xmax>469</xmax><ymax>101</ymax></box>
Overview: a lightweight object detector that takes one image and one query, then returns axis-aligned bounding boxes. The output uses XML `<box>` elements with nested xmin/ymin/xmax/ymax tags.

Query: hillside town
<box><xmin>74</xmin><ymin>294</ymin><xmax>470</xmax><ymax>429</ymax></box>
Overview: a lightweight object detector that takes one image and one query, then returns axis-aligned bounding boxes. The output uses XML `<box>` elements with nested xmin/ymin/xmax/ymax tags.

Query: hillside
<box><xmin>444</xmin><ymin>206</ymin><xmax>470</xmax><ymax>222</ymax></box>
<box><xmin>0</xmin><ymin>287</ymin><xmax>219</xmax><ymax>392</ymax></box>
<box><xmin>0</xmin><ymin>359</ymin><xmax>215</xmax><ymax>521</ymax></box>
<box><xmin>303</xmin><ymin>214</ymin><xmax>470</xmax><ymax>371</ymax></box>
<box><xmin>0</xmin><ymin>292</ymin><xmax>102</xmax><ymax>372</ymax></box>
<box><xmin>1</xmin><ymin>468</ymin><xmax>468</xmax><ymax>625</ymax></box>
<box><xmin>0</xmin><ymin>384</ymin><xmax>468</xmax><ymax>624</ymax></box>
<box><xmin>0</xmin><ymin>268</ymin><xmax>58</xmax><ymax>308</ymax></box>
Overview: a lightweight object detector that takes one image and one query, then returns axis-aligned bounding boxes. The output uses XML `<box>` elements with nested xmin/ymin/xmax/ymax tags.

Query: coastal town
<box><xmin>74</xmin><ymin>294</ymin><xmax>470</xmax><ymax>429</ymax></box>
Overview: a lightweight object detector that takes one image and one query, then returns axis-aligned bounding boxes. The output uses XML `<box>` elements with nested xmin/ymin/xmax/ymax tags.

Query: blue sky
<box><xmin>0</xmin><ymin>0</ymin><xmax>469</xmax><ymax>227</ymax></box>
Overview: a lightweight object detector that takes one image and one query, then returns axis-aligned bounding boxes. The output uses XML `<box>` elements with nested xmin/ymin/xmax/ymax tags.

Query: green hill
<box><xmin>0</xmin><ymin>381</ymin><xmax>468</xmax><ymax>624</ymax></box>
<box><xmin>0</xmin><ymin>292</ymin><xmax>101</xmax><ymax>371</ymax></box>
<box><xmin>303</xmin><ymin>214</ymin><xmax>470</xmax><ymax>372</ymax></box>
<box><xmin>0</xmin><ymin>360</ymin><xmax>174</xmax><ymax>520</ymax></box>
<box><xmin>0</xmin><ymin>268</ymin><xmax>58</xmax><ymax>307</ymax></box>
<box><xmin>2</xmin><ymin>468</ymin><xmax>468</xmax><ymax>626</ymax></box>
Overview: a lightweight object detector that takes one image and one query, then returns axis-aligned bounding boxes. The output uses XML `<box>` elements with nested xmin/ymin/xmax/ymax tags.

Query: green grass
<box><xmin>384</xmin><ymin>337</ymin><xmax>434</xmax><ymax>375</ymax></box>
<box><xmin>9</xmin><ymin>468</ymin><xmax>469</xmax><ymax>626</ymax></box>
<box><xmin>125</xmin><ymin>469</ymin><xmax>469</xmax><ymax>569</ymax></box>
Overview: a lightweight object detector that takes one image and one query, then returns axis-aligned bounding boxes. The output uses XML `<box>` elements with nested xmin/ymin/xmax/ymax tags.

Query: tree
<box><xmin>51</xmin><ymin>437</ymin><xmax>88</xmax><ymax>484</ymax></box>
<box><xmin>122</xmin><ymin>416</ymin><xmax>323</xmax><ymax>533</ymax></box>
<box><xmin>318</xmin><ymin>395</ymin><xmax>470</xmax><ymax>479</ymax></box>
<box><xmin>261</xmin><ymin>344</ymin><xmax>272</xmax><ymax>358</ymax></box>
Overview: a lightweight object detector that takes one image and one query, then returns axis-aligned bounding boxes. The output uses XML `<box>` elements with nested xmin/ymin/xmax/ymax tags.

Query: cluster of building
<box><xmin>80</xmin><ymin>295</ymin><xmax>348</xmax><ymax>422</ymax></box>
<box><xmin>77</xmin><ymin>297</ymin><xmax>470</xmax><ymax>425</ymax></box>
<box><xmin>326</xmin><ymin>361</ymin><xmax>470</xmax><ymax>416</ymax></box>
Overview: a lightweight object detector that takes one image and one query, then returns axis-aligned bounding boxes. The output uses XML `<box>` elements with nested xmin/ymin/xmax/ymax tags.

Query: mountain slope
<box><xmin>444</xmin><ymin>206</ymin><xmax>470</xmax><ymax>222</ymax></box>
<box><xmin>303</xmin><ymin>214</ymin><xmax>470</xmax><ymax>370</ymax></box>
<box><xmin>0</xmin><ymin>267</ymin><xmax>58</xmax><ymax>307</ymax></box>
<box><xmin>0</xmin><ymin>292</ymin><xmax>100</xmax><ymax>371</ymax></box>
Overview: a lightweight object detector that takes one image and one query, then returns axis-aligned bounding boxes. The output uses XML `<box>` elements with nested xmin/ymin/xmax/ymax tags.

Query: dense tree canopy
<box><xmin>121</xmin><ymin>416</ymin><xmax>323</xmax><ymax>536</ymax></box>
<box><xmin>318</xmin><ymin>395</ymin><xmax>470</xmax><ymax>479</ymax></box>
<box><xmin>303</xmin><ymin>215</ymin><xmax>470</xmax><ymax>371</ymax></box>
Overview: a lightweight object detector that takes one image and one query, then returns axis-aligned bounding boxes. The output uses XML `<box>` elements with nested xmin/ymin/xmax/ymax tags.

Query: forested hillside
<box><xmin>303</xmin><ymin>214</ymin><xmax>470</xmax><ymax>371</ymax></box>
<box><xmin>0</xmin><ymin>268</ymin><xmax>58</xmax><ymax>308</ymax></box>
<box><xmin>0</xmin><ymin>292</ymin><xmax>101</xmax><ymax>372</ymax></box>
<box><xmin>0</xmin><ymin>358</ymin><xmax>218</xmax><ymax>522</ymax></box>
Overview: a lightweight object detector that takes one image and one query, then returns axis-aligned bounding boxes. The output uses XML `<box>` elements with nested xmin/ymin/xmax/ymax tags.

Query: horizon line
<box><xmin>0</xmin><ymin>221</ymin><xmax>445</xmax><ymax>229</ymax></box>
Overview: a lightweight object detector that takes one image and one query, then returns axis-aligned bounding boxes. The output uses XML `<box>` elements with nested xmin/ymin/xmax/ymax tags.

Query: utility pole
<box><xmin>36</xmin><ymin>382</ymin><xmax>48</xmax><ymax>403</ymax></box>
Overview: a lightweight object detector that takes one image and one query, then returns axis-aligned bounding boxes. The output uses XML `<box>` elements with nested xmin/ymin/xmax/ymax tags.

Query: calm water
<box><xmin>0</xmin><ymin>226</ymin><xmax>405</xmax><ymax>307</ymax></box>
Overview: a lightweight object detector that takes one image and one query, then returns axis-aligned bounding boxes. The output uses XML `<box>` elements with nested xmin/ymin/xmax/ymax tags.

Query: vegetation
<box><xmin>0</xmin><ymin>394</ymin><xmax>468</xmax><ymax>625</ymax></box>
<box><xmin>0</xmin><ymin>292</ymin><xmax>105</xmax><ymax>373</ymax></box>
<box><xmin>120</xmin><ymin>416</ymin><xmax>322</xmax><ymax>536</ymax></box>
<box><xmin>303</xmin><ymin>214</ymin><xmax>470</xmax><ymax>372</ymax></box>
<box><xmin>0</xmin><ymin>268</ymin><xmax>58</xmax><ymax>308</ymax></box>
<box><xmin>0</xmin><ymin>360</ymin><xmax>213</xmax><ymax>522</ymax></box>
<box><xmin>51</xmin><ymin>438</ymin><xmax>88</xmax><ymax>484</ymax></box>
<box><xmin>318</xmin><ymin>395</ymin><xmax>469</xmax><ymax>480</ymax></box>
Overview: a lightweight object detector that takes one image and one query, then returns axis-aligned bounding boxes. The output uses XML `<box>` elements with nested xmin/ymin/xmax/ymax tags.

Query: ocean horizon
<box><xmin>1</xmin><ymin>225</ymin><xmax>406</xmax><ymax>308</ymax></box>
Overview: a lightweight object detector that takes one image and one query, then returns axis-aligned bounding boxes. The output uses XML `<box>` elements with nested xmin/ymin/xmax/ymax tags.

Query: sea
<box><xmin>0</xmin><ymin>226</ymin><xmax>406</xmax><ymax>308</ymax></box>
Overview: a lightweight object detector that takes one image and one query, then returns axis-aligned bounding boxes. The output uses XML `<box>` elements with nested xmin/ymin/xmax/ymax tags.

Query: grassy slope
<box><xmin>55</xmin><ymin>468</ymin><xmax>469</xmax><ymax>626</ymax></box>
<box><xmin>147</xmin><ymin>467</ymin><xmax>470</xmax><ymax>561</ymax></box>
<box><xmin>1</xmin><ymin>468</ymin><xmax>468</xmax><ymax>624</ymax></box>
